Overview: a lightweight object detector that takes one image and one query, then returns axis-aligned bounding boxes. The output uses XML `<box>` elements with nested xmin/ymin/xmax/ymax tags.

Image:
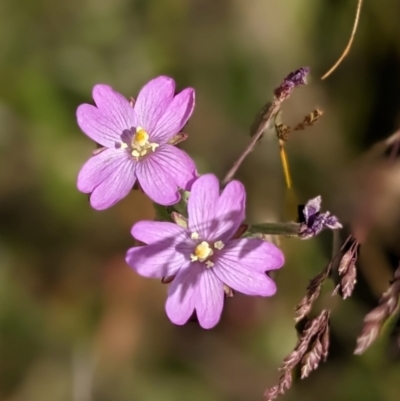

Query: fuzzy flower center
<box><xmin>190</xmin><ymin>233</ymin><xmax>225</xmax><ymax>268</ymax></box>
<box><xmin>193</xmin><ymin>241</ymin><xmax>213</xmax><ymax>261</ymax></box>
<box><xmin>123</xmin><ymin>127</ymin><xmax>159</xmax><ymax>160</ymax></box>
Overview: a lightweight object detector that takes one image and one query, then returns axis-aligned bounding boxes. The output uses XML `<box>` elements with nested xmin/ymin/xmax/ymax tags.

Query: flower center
<box><xmin>193</xmin><ymin>241</ymin><xmax>213</xmax><ymax>261</ymax></box>
<box><xmin>121</xmin><ymin>127</ymin><xmax>159</xmax><ymax>160</ymax></box>
<box><xmin>189</xmin><ymin>233</ymin><xmax>225</xmax><ymax>268</ymax></box>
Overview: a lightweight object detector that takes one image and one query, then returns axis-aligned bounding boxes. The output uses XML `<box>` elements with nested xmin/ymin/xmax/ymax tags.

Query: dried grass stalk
<box><xmin>264</xmin><ymin>311</ymin><xmax>330</xmax><ymax>401</ymax></box>
<box><xmin>354</xmin><ymin>265</ymin><xmax>400</xmax><ymax>355</ymax></box>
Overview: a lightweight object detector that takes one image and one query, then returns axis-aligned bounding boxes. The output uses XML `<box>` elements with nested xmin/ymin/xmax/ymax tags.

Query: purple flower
<box><xmin>126</xmin><ymin>174</ymin><xmax>285</xmax><ymax>329</ymax></box>
<box><xmin>274</xmin><ymin>67</ymin><xmax>310</xmax><ymax>101</ymax></box>
<box><xmin>77</xmin><ymin>76</ymin><xmax>197</xmax><ymax>209</ymax></box>
<box><xmin>299</xmin><ymin>196</ymin><xmax>342</xmax><ymax>239</ymax></box>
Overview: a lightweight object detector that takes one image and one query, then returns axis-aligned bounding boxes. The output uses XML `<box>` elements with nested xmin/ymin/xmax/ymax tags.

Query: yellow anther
<box><xmin>191</xmin><ymin>232</ymin><xmax>200</xmax><ymax>240</ymax></box>
<box><xmin>194</xmin><ymin>241</ymin><xmax>213</xmax><ymax>260</ymax></box>
<box><xmin>133</xmin><ymin>127</ymin><xmax>149</xmax><ymax>146</ymax></box>
<box><xmin>205</xmin><ymin>261</ymin><xmax>214</xmax><ymax>268</ymax></box>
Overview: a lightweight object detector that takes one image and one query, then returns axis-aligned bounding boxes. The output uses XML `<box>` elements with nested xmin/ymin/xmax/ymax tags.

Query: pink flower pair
<box><xmin>76</xmin><ymin>76</ymin><xmax>285</xmax><ymax>328</ymax></box>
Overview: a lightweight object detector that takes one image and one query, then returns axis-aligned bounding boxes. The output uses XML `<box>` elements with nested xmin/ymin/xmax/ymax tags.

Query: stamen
<box><xmin>150</xmin><ymin>143</ymin><xmax>159</xmax><ymax>152</ymax></box>
<box><xmin>214</xmin><ymin>241</ymin><xmax>225</xmax><ymax>250</ymax></box>
<box><xmin>205</xmin><ymin>261</ymin><xmax>214</xmax><ymax>268</ymax></box>
<box><xmin>191</xmin><ymin>232</ymin><xmax>200</xmax><ymax>240</ymax></box>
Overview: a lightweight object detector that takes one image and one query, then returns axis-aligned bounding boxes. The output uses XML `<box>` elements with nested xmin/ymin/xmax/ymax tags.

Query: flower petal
<box><xmin>135</xmin><ymin>158</ymin><xmax>177</xmax><ymax>205</ymax></box>
<box><xmin>151</xmin><ymin>88</ymin><xmax>195</xmax><ymax>143</ymax></box>
<box><xmin>136</xmin><ymin>145</ymin><xmax>196</xmax><ymax>205</ymax></box>
<box><xmin>77</xmin><ymin>85</ymin><xmax>136</xmax><ymax>147</ymax></box>
<box><xmin>77</xmin><ymin>148</ymin><xmax>125</xmax><ymax>192</ymax></box>
<box><xmin>77</xmin><ymin>148</ymin><xmax>136</xmax><ymax>210</ymax></box>
<box><xmin>126</xmin><ymin>243</ymin><xmax>186</xmax><ymax>279</ymax></box>
<box><xmin>165</xmin><ymin>262</ymin><xmax>199</xmax><ymax>326</ymax></box>
<box><xmin>152</xmin><ymin>145</ymin><xmax>197</xmax><ymax>190</ymax></box>
<box><xmin>134</xmin><ymin>76</ymin><xmax>175</xmax><ymax>133</ymax></box>
<box><xmin>210</xmin><ymin>180</ymin><xmax>246</xmax><ymax>242</ymax></box>
<box><xmin>303</xmin><ymin>196</ymin><xmax>321</xmax><ymax>221</ymax></box>
<box><xmin>195</xmin><ymin>269</ymin><xmax>224</xmax><ymax>329</ymax></box>
<box><xmin>219</xmin><ymin>239</ymin><xmax>285</xmax><ymax>273</ymax></box>
<box><xmin>77</xmin><ymin>105</ymin><xmax>121</xmax><ymax>148</ymax></box>
<box><xmin>188</xmin><ymin>174</ymin><xmax>220</xmax><ymax>238</ymax></box>
<box><xmin>131</xmin><ymin>221</ymin><xmax>188</xmax><ymax>245</ymax></box>
<box><xmin>213</xmin><ymin>251</ymin><xmax>277</xmax><ymax>296</ymax></box>
<box><xmin>92</xmin><ymin>84</ymin><xmax>136</xmax><ymax>129</ymax></box>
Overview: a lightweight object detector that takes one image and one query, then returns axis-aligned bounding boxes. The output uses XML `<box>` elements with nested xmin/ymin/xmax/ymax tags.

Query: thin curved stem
<box><xmin>321</xmin><ymin>0</ymin><xmax>363</xmax><ymax>80</ymax></box>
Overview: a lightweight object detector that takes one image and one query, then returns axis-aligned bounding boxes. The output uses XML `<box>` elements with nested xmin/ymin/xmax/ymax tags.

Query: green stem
<box><xmin>247</xmin><ymin>222</ymin><xmax>300</xmax><ymax>236</ymax></box>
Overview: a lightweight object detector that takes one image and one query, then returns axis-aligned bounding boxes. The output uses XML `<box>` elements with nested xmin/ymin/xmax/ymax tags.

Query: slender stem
<box><xmin>222</xmin><ymin>100</ymin><xmax>280</xmax><ymax>185</ymax></box>
<box><xmin>279</xmin><ymin>140</ymin><xmax>292</xmax><ymax>189</ymax></box>
<box><xmin>321</xmin><ymin>0</ymin><xmax>363</xmax><ymax>80</ymax></box>
<box><xmin>248</xmin><ymin>222</ymin><xmax>300</xmax><ymax>236</ymax></box>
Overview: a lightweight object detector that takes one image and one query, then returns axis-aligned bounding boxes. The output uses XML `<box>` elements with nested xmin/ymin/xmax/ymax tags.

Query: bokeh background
<box><xmin>1</xmin><ymin>0</ymin><xmax>400</xmax><ymax>400</ymax></box>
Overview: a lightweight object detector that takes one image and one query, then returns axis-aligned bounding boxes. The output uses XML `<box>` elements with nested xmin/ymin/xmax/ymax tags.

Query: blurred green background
<box><xmin>1</xmin><ymin>0</ymin><xmax>400</xmax><ymax>400</ymax></box>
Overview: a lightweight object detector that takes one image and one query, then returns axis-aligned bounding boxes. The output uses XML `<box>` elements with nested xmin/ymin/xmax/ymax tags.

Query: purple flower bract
<box><xmin>299</xmin><ymin>196</ymin><xmax>342</xmax><ymax>239</ymax></box>
<box><xmin>126</xmin><ymin>174</ymin><xmax>285</xmax><ymax>329</ymax></box>
<box><xmin>77</xmin><ymin>76</ymin><xmax>197</xmax><ymax>209</ymax></box>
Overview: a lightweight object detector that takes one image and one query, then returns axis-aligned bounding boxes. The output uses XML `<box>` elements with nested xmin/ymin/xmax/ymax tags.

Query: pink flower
<box><xmin>77</xmin><ymin>76</ymin><xmax>196</xmax><ymax>209</ymax></box>
<box><xmin>126</xmin><ymin>174</ymin><xmax>285</xmax><ymax>329</ymax></box>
